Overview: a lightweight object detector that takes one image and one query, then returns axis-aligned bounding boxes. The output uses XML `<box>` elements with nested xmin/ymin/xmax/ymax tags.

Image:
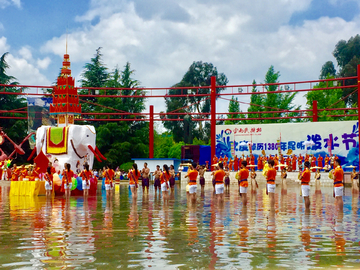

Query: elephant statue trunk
<box><xmin>88</xmin><ymin>145</ymin><xmax>105</xmax><ymax>162</ymax></box>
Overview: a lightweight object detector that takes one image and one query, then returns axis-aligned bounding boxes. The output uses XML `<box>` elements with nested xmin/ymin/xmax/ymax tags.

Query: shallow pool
<box><xmin>0</xmin><ymin>182</ymin><xmax>359</xmax><ymax>269</ymax></box>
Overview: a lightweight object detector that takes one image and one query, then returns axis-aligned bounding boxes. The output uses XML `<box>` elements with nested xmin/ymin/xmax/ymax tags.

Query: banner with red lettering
<box><xmin>216</xmin><ymin>121</ymin><xmax>359</xmax><ymax>171</ymax></box>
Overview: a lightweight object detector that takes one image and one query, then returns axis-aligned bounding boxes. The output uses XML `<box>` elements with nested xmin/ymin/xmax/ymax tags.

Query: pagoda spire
<box><xmin>49</xmin><ymin>47</ymin><xmax>81</xmax><ymax>127</ymax></box>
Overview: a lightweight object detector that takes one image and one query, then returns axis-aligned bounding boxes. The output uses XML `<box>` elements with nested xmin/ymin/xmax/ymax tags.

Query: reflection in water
<box><xmin>334</xmin><ymin>212</ymin><xmax>345</xmax><ymax>254</ymax></box>
<box><xmin>186</xmin><ymin>203</ymin><xmax>198</xmax><ymax>246</ymax></box>
<box><xmin>127</xmin><ymin>196</ymin><xmax>139</xmax><ymax>237</ymax></box>
<box><xmin>6</xmin><ymin>195</ymin><xmax>96</xmax><ymax>268</ymax></box>
<box><xmin>238</xmin><ymin>207</ymin><xmax>248</xmax><ymax>248</ymax></box>
<box><xmin>0</xmin><ymin>183</ymin><xmax>359</xmax><ymax>269</ymax></box>
<box><xmin>266</xmin><ymin>208</ymin><xmax>277</xmax><ymax>255</ymax></box>
<box><xmin>301</xmin><ymin>212</ymin><xmax>312</xmax><ymax>252</ymax></box>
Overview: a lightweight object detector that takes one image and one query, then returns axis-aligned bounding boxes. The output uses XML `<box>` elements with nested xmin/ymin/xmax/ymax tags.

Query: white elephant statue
<box><xmin>34</xmin><ymin>125</ymin><xmax>106</xmax><ymax>172</ymax></box>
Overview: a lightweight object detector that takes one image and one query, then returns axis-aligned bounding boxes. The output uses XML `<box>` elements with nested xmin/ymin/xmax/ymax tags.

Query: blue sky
<box><xmin>1</xmin><ymin>0</ymin><xmax>360</xmax><ymax>113</ymax></box>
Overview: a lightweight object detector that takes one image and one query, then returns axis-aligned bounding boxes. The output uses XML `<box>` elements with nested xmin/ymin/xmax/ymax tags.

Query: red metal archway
<box><xmin>1</xmin><ymin>66</ymin><xmax>360</xmax><ymax>168</ymax></box>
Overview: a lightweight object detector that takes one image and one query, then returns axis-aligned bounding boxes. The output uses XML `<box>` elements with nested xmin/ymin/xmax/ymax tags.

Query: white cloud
<box><xmin>7</xmin><ymin>54</ymin><xmax>51</xmax><ymax>85</ymax></box>
<box><xmin>37</xmin><ymin>57</ymin><xmax>51</xmax><ymax>70</ymax></box>
<box><xmin>11</xmin><ymin>0</ymin><xmax>20</xmax><ymax>8</ymax></box>
<box><xmin>18</xmin><ymin>46</ymin><xmax>32</xmax><ymax>60</ymax></box>
<box><xmin>0</xmin><ymin>0</ymin><xmax>20</xmax><ymax>9</ymax></box>
<box><xmin>0</xmin><ymin>38</ymin><xmax>51</xmax><ymax>85</ymax></box>
<box><xmin>0</xmin><ymin>36</ymin><xmax>10</xmax><ymax>51</ymax></box>
<box><xmin>0</xmin><ymin>39</ymin><xmax>51</xmax><ymax>85</ymax></box>
<box><xmin>38</xmin><ymin>0</ymin><xmax>360</xmax><ymax>114</ymax></box>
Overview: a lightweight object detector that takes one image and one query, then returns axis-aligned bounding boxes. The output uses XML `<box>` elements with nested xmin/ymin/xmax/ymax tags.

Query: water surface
<box><xmin>0</xmin><ymin>183</ymin><xmax>359</xmax><ymax>269</ymax></box>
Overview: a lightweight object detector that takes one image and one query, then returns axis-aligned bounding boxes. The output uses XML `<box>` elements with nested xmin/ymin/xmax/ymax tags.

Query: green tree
<box><xmin>320</xmin><ymin>61</ymin><xmax>336</xmax><ymax>79</ymax></box>
<box><xmin>0</xmin><ymin>52</ymin><xmax>29</xmax><ymax>162</ymax></box>
<box><xmin>93</xmin><ymin>62</ymin><xmax>148</xmax><ymax>167</ymax></box>
<box><xmin>104</xmin><ymin>63</ymin><xmax>145</xmax><ymax>116</ymax></box>
<box><xmin>79</xmin><ymin>47</ymin><xmax>109</xmax><ymax>115</ymax></box>
<box><xmin>225</xmin><ymin>96</ymin><xmax>241</xmax><ymax>125</ymax></box>
<box><xmin>192</xmin><ymin>137</ymin><xmax>206</xmax><ymax>145</ymax></box>
<box><xmin>154</xmin><ymin>132</ymin><xmax>174</xmax><ymax>158</ymax></box>
<box><xmin>168</xmin><ymin>141</ymin><xmax>185</xmax><ymax>159</ymax></box>
<box><xmin>247</xmin><ymin>66</ymin><xmax>299</xmax><ymax>123</ymax></box>
<box><xmin>306</xmin><ymin>76</ymin><xmax>353</xmax><ymax>121</ymax></box>
<box><xmin>164</xmin><ymin>61</ymin><xmax>228</xmax><ymax>143</ymax></box>
<box><xmin>246</xmin><ymin>80</ymin><xmax>263</xmax><ymax>124</ymax></box>
<box><xmin>332</xmin><ymin>35</ymin><xmax>360</xmax><ymax>105</ymax></box>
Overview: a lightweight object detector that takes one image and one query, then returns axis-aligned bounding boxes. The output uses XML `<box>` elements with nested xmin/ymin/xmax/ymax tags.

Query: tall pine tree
<box><xmin>225</xmin><ymin>96</ymin><xmax>241</xmax><ymax>125</ymax></box>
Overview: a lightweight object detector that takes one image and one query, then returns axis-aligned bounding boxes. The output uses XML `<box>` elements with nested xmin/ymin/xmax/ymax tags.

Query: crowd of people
<box><xmin>1</xmin><ymin>153</ymin><xmax>359</xmax><ymax>213</ymax></box>
<box><xmin>213</xmin><ymin>153</ymin><xmax>339</xmax><ymax>172</ymax></box>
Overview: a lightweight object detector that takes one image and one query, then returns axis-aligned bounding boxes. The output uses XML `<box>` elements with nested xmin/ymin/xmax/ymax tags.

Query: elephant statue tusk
<box><xmin>87</xmin><ymin>145</ymin><xmax>102</xmax><ymax>162</ymax></box>
<box><xmin>95</xmin><ymin>146</ymin><xmax>107</xmax><ymax>160</ymax></box>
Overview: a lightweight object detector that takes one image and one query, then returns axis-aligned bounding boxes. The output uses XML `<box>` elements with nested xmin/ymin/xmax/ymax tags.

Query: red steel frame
<box><xmin>1</xmin><ymin>66</ymin><xmax>360</xmax><ymax>168</ymax></box>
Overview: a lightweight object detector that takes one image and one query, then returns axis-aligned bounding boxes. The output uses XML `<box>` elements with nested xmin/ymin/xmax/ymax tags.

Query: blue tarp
<box><xmin>199</xmin><ymin>145</ymin><xmax>211</xmax><ymax>166</ymax></box>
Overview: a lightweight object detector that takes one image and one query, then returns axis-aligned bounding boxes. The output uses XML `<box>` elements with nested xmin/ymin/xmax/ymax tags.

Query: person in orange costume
<box><xmin>286</xmin><ymin>156</ymin><xmax>291</xmax><ymax>170</ymax></box>
<box><xmin>299</xmin><ymin>161</ymin><xmax>311</xmax><ymax>210</ymax></box>
<box><xmin>250</xmin><ymin>154</ymin><xmax>255</xmax><ymax>165</ymax></box>
<box><xmin>279</xmin><ymin>154</ymin><xmax>284</xmax><ymax>165</ymax></box>
<box><xmin>160</xmin><ymin>164</ymin><xmax>171</xmax><ymax>200</ymax></box>
<box><xmin>266</xmin><ymin>159</ymin><xmax>277</xmax><ymax>208</ymax></box>
<box><xmin>317</xmin><ymin>155</ymin><xmax>323</xmax><ymax>169</ymax></box>
<box><xmin>213</xmin><ymin>155</ymin><xmax>218</xmax><ymax>165</ymax></box>
<box><xmin>61</xmin><ymin>163</ymin><xmax>74</xmax><ymax>197</ymax></box>
<box><xmin>20</xmin><ymin>165</ymin><xmax>28</xmax><ymax>181</ymax></box>
<box><xmin>233</xmin><ymin>155</ymin><xmax>239</xmax><ymax>171</ymax></box>
<box><xmin>28</xmin><ymin>165</ymin><xmax>40</xmax><ymax>181</ymax></box>
<box><xmin>257</xmin><ymin>156</ymin><xmax>262</xmax><ymax>171</ymax></box>
<box><xmin>332</xmin><ymin>158</ymin><xmax>344</xmax><ymax>210</ymax></box>
<box><xmin>311</xmin><ymin>155</ymin><xmax>316</xmax><ymax>172</ymax></box>
<box><xmin>103</xmin><ymin>165</ymin><xmax>115</xmax><ymax>197</ymax></box>
<box><xmin>11</xmin><ymin>164</ymin><xmax>21</xmax><ymax>181</ymax></box>
<box><xmin>298</xmin><ymin>154</ymin><xmax>303</xmax><ymax>171</ymax></box>
<box><xmin>211</xmin><ymin>162</ymin><xmax>226</xmax><ymax>203</ymax></box>
<box><xmin>128</xmin><ymin>163</ymin><xmax>141</xmax><ymax>199</ymax></box>
<box><xmin>79</xmin><ymin>163</ymin><xmax>93</xmax><ymax>197</ymax></box>
<box><xmin>324</xmin><ymin>154</ymin><xmax>329</xmax><ymax>167</ymax></box>
<box><xmin>238</xmin><ymin>161</ymin><xmax>249</xmax><ymax>205</ymax></box>
<box><xmin>185</xmin><ymin>162</ymin><xmax>199</xmax><ymax>203</ymax></box>
<box><xmin>274</xmin><ymin>154</ymin><xmax>279</xmax><ymax>168</ymax></box>
<box><xmin>292</xmin><ymin>154</ymin><xmax>297</xmax><ymax>171</ymax></box>
<box><xmin>228</xmin><ymin>158</ymin><xmax>233</xmax><ymax>172</ymax></box>
<box><xmin>48</xmin><ymin>161</ymin><xmax>56</xmax><ymax>174</ymax></box>
<box><xmin>224</xmin><ymin>155</ymin><xmax>228</xmax><ymax>168</ymax></box>
<box><xmin>258</xmin><ymin>156</ymin><xmax>265</xmax><ymax>171</ymax></box>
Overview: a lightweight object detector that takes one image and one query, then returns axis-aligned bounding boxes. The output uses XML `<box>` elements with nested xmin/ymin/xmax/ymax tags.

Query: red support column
<box><xmin>149</xmin><ymin>105</ymin><xmax>154</xmax><ymax>159</ymax></box>
<box><xmin>211</xmin><ymin>76</ymin><xmax>216</xmax><ymax>169</ymax></box>
<box><xmin>357</xmin><ymin>64</ymin><xmax>360</xmax><ymax>170</ymax></box>
<box><xmin>312</xmin><ymin>100</ymin><xmax>318</xmax><ymax>122</ymax></box>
